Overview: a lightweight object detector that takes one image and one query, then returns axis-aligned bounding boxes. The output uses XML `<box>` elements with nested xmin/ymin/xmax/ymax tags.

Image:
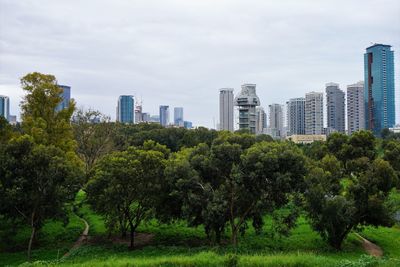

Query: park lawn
<box><xmin>3</xmin><ymin>190</ymin><xmax>399</xmax><ymax>267</ymax></box>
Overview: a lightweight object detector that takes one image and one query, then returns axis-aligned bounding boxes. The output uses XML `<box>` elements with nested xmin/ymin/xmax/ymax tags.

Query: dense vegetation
<box><xmin>1</xmin><ymin>72</ymin><xmax>400</xmax><ymax>266</ymax></box>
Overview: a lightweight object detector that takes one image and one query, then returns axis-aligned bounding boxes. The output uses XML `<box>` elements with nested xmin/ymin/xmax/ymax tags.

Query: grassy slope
<box><xmin>3</xmin><ymin>190</ymin><xmax>399</xmax><ymax>267</ymax></box>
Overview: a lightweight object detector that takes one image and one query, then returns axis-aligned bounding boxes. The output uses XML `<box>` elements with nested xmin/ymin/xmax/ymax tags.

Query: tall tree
<box><xmin>0</xmin><ymin>135</ymin><xmax>83</xmax><ymax>259</ymax></box>
<box><xmin>20</xmin><ymin>72</ymin><xmax>76</xmax><ymax>152</ymax></box>
<box><xmin>72</xmin><ymin>108</ymin><xmax>114</xmax><ymax>180</ymax></box>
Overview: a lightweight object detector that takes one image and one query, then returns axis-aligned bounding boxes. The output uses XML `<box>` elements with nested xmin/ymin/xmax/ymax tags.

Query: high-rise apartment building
<box><xmin>364</xmin><ymin>44</ymin><xmax>395</xmax><ymax>135</ymax></box>
<box><xmin>56</xmin><ymin>85</ymin><xmax>71</xmax><ymax>112</ymax></box>
<box><xmin>286</xmin><ymin>97</ymin><xmax>305</xmax><ymax>136</ymax></box>
<box><xmin>305</xmin><ymin>92</ymin><xmax>324</xmax><ymax>135</ymax></box>
<box><xmin>255</xmin><ymin>107</ymin><xmax>267</xmax><ymax>134</ymax></box>
<box><xmin>234</xmin><ymin>84</ymin><xmax>260</xmax><ymax>134</ymax></box>
<box><xmin>268</xmin><ymin>104</ymin><xmax>284</xmax><ymax>139</ymax></box>
<box><xmin>116</xmin><ymin>95</ymin><xmax>135</xmax><ymax>123</ymax></box>
<box><xmin>219</xmin><ymin>89</ymin><xmax>234</xmax><ymax>131</ymax></box>
<box><xmin>326</xmin><ymin>83</ymin><xmax>345</xmax><ymax>133</ymax></box>
<box><xmin>159</xmin><ymin>105</ymin><xmax>170</xmax><ymax>127</ymax></box>
<box><xmin>0</xmin><ymin>95</ymin><xmax>10</xmax><ymax>120</ymax></box>
<box><xmin>347</xmin><ymin>81</ymin><xmax>365</xmax><ymax>135</ymax></box>
<box><xmin>174</xmin><ymin>107</ymin><xmax>184</xmax><ymax>127</ymax></box>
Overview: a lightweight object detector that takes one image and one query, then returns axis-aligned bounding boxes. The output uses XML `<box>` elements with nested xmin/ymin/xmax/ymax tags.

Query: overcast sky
<box><xmin>0</xmin><ymin>0</ymin><xmax>399</xmax><ymax>128</ymax></box>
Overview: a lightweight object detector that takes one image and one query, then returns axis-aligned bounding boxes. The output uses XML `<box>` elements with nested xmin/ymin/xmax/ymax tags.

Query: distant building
<box><xmin>117</xmin><ymin>95</ymin><xmax>135</xmax><ymax>123</ymax></box>
<box><xmin>286</xmin><ymin>134</ymin><xmax>327</xmax><ymax>144</ymax></box>
<box><xmin>255</xmin><ymin>107</ymin><xmax>267</xmax><ymax>134</ymax></box>
<box><xmin>347</xmin><ymin>81</ymin><xmax>365</xmax><ymax>135</ymax></box>
<box><xmin>0</xmin><ymin>95</ymin><xmax>10</xmax><ymax>120</ymax></box>
<box><xmin>142</xmin><ymin>113</ymin><xmax>151</xmax><ymax>122</ymax></box>
<box><xmin>184</xmin><ymin>121</ymin><xmax>193</xmax><ymax>129</ymax></box>
<box><xmin>135</xmin><ymin>103</ymin><xmax>143</xmax><ymax>123</ymax></box>
<box><xmin>268</xmin><ymin>104</ymin><xmax>284</xmax><ymax>139</ymax></box>
<box><xmin>159</xmin><ymin>105</ymin><xmax>170</xmax><ymax>126</ymax></box>
<box><xmin>56</xmin><ymin>85</ymin><xmax>71</xmax><ymax>112</ymax></box>
<box><xmin>305</xmin><ymin>92</ymin><xmax>324</xmax><ymax>135</ymax></box>
<box><xmin>326</xmin><ymin>83</ymin><xmax>345</xmax><ymax>133</ymax></box>
<box><xmin>8</xmin><ymin>115</ymin><xmax>17</xmax><ymax>125</ymax></box>
<box><xmin>234</xmin><ymin>84</ymin><xmax>260</xmax><ymax>134</ymax></box>
<box><xmin>174</xmin><ymin>107</ymin><xmax>184</xmax><ymax>127</ymax></box>
<box><xmin>364</xmin><ymin>44</ymin><xmax>395</xmax><ymax>135</ymax></box>
<box><xmin>150</xmin><ymin>115</ymin><xmax>160</xmax><ymax>123</ymax></box>
<box><xmin>286</xmin><ymin>97</ymin><xmax>305</xmax><ymax>136</ymax></box>
<box><xmin>219</xmin><ymin>89</ymin><xmax>234</xmax><ymax>131</ymax></box>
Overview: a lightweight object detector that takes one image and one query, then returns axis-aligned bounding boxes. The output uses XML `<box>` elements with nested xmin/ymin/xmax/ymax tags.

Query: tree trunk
<box><xmin>128</xmin><ymin>221</ymin><xmax>136</xmax><ymax>249</ymax></box>
<box><xmin>27</xmin><ymin>225</ymin><xmax>36</xmax><ymax>261</ymax></box>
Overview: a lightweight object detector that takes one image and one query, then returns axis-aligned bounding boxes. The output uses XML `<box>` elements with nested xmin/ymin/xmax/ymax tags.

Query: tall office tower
<box><xmin>219</xmin><ymin>89</ymin><xmax>234</xmax><ymax>131</ymax></box>
<box><xmin>305</xmin><ymin>92</ymin><xmax>324</xmax><ymax>135</ymax></box>
<box><xmin>135</xmin><ymin>103</ymin><xmax>143</xmax><ymax>123</ymax></box>
<box><xmin>286</xmin><ymin>97</ymin><xmax>305</xmax><ymax>136</ymax></box>
<box><xmin>56</xmin><ymin>85</ymin><xmax>71</xmax><ymax>111</ymax></box>
<box><xmin>116</xmin><ymin>95</ymin><xmax>135</xmax><ymax>123</ymax></box>
<box><xmin>159</xmin><ymin>105</ymin><xmax>170</xmax><ymax>127</ymax></box>
<box><xmin>326</xmin><ymin>83</ymin><xmax>345</xmax><ymax>133</ymax></box>
<box><xmin>268</xmin><ymin>104</ymin><xmax>284</xmax><ymax>138</ymax></box>
<box><xmin>364</xmin><ymin>44</ymin><xmax>395</xmax><ymax>135</ymax></box>
<box><xmin>0</xmin><ymin>95</ymin><xmax>10</xmax><ymax>120</ymax></box>
<box><xmin>255</xmin><ymin>107</ymin><xmax>267</xmax><ymax>134</ymax></box>
<box><xmin>174</xmin><ymin>107</ymin><xmax>184</xmax><ymax>127</ymax></box>
<box><xmin>234</xmin><ymin>84</ymin><xmax>260</xmax><ymax>134</ymax></box>
<box><xmin>347</xmin><ymin>81</ymin><xmax>365</xmax><ymax>135</ymax></box>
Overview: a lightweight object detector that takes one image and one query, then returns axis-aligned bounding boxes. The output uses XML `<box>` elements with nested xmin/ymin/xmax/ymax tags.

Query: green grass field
<box><xmin>1</xmin><ymin>190</ymin><xmax>399</xmax><ymax>267</ymax></box>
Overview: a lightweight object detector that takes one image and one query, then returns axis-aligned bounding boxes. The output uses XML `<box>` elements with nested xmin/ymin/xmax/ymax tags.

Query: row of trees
<box><xmin>1</xmin><ymin>72</ymin><xmax>399</xmax><ymax>259</ymax></box>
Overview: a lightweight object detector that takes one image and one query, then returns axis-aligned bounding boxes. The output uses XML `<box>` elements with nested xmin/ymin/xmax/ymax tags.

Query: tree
<box><xmin>0</xmin><ymin>135</ymin><xmax>83</xmax><ymax>259</ymax></box>
<box><xmin>20</xmin><ymin>72</ymin><xmax>76</xmax><ymax>152</ymax></box>
<box><xmin>383</xmin><ymin>140</ymin><xmax>400</xmax><ymax>180</ymax></box>
<box><xmin>72</xmin><ymin>108</ymin><xmax>114</xmax><ymax>180</ymax></box>
<box><xmin>304</xmin><ymin>155</ymin><xmax>398</xmax><ymax>250</ymax></box>
<box><xmin>86</xmin><ymin>146</ymin><xmax>166</xmax><ymax>248</ymax></box>
<box><xmin>0</xmin><ymin>116</ymin><xmax>13</xmax><ymax>143</ymax></box>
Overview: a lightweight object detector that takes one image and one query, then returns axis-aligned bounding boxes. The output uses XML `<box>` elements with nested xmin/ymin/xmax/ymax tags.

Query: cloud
<box><xmin>0</xmin><ymin>0</ymin><xmax>399</xmax><ymax>126</ymax></box>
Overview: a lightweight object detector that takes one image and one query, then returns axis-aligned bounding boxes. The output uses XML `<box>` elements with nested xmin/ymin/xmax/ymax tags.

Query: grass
<box><xmin>2</xmin><ymin>190</ymin><xmax>400</xmax><ymax>267</ymax></box>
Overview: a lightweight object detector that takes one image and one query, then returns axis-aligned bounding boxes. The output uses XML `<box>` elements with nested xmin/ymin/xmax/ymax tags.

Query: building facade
<box><xmin>0</xmin><ymin>95</ymin><xmax>10</xmax><ymax>120</ymax></box>
<box><xmin>347</xmin><ymin>81</ymin><xmax>365</xmax><ymax>135</ymax></box>
<box><xmin>364</xmin><ymin>44</ymin><xmax>395</xmax><ymax>135</ymax></box>
<box><xmin>305</xmin><ymin>92</ymin><xmax>324</xmax><ymax>135</ymax></box>
<box><xmin>56</xmin><ymin>85</ymin><xmax>71</xmax><ymax>112</ymax></box>
<box><xmin>255</xmin><ymin>107</ymin><xmax>267</xmax><ymax>134</ymax></box>
<box><xmin>268</xmin><ymin>104</ymin><xmax>284</xmax><ymax>139</ymax></box>
<box><xmin>234</xmin><ymin>84</ymin><xmax>260</xmax><ymax>134</ymax></box>
<box><xmin>286</xmin><ymin>97</ymin><xmax>305</xmax><ymax>136</ymax></box>
<box><xmin>174</xmin><ymin>107</ymin><xmax>184</xmax><ymax>127</ymax></box>
<box><xmin>326</xmin><ymin>83</ymin><xmax>345</xmax><ymax>133</ymax></box>
<box><xmin>184</xmin><ymin>121</ymin><xmax>193</xmax><ymax>129</ymax></box>
<box><xmin>117</xmin><ymin>95</ymin><xmax>135</xmax><ymax>123</ymax></box>
<box><xmin>159</xmin><ymin>105</ymin><xmax>170</xmax><ymax>127</ymax></box>
<box><xmin>219</xmin><ymin>89</ymin><xmax>234</xmax><ymax>131</ymax></box>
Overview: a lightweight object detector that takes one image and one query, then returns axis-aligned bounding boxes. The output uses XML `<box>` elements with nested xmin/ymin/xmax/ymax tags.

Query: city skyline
<box><xmin>0</xmin><ymin>0</ymin><xmax>399</xmax><ymax>128</ymax></box>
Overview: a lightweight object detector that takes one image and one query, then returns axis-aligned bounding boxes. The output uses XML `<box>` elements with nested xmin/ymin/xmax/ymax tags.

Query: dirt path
<box><xmin>355</xmin><ymin>233</ymin><xmax>383</xmax><ymax>257</ymax></box>
<box><xmin>63</xmin><ymin>217</ymin><xmax>89</xmax><ymax>258</ymax></box>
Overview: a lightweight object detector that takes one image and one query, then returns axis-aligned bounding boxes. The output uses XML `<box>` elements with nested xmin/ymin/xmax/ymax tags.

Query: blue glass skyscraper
<box><xmin>0</xmin><ymin>95</ymin><xmax>10</xmax><ymax>120</ymax></box>
<box><xmin>364</xmin><ymin>44</ymin><xmax>395</xmax><ymax>135</ymax></box>
<box><xmin>159</xmin><ymin>105</ymin><xmax>169</xmax><ymax>127</ymax></box>
<box><xmin>56</xmin><ymin>85</ymin><xmax>71</xmax><ymax>112</ymax></box>
<box><xmin>117</xmin><ymin>95</ymin><xmax>135</xmax><ymax>123</ymax></box>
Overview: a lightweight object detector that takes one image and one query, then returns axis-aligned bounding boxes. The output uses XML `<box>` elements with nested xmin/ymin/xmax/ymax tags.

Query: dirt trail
<box><xmin>63</xmin><ymin>217</ymin><xmax>89</xmax><ymax>258</ymax></box>
<box><xmin>355</xmin><ymin>233</ymin><xmax>383</xmax><ymax>257</ymax></box>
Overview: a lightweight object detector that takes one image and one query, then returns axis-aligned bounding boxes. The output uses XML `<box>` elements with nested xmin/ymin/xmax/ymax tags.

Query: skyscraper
<box><xmin>364</xmin><ymin>44</ymin><xmax>395</xmax><ymax>135</ymax></box>
<box><xmin>0</xmin><ymin>95</ymin><xmax>10</xmax><ymax>120</ymax></box>
<box><xmin>326</xmin><ymin>83</ymin><xmax>345</xmax><ymax>133</ymax></box>
<box><xmin>116</xmin><ymin>95</ymin><xmax>135</xmax><ymax>123</ymax></box>
<box><xmin>159</xmin><ymin>105</ymin><xmax>170</xmax><ymax>127</ymax></box>
<box><xmin>255</xmin><ymin>107</ymin><xmax>267</xmax><ymax>134</ymax></box>
<box><xmin>56</xmin><ymin>85</ymin><xmax>71</xmax><ymax>112</ymax></box>
<box><xmin>268</xmin><ymin>104</ymin><xmax>284</xmax><ymax>139</ymax></box>
<box><xmin>347</xmin><ymin>81</ymin><xmax>365</xmax><ymax>135</ymax></box>
<box><xmin>174</xmin><ymin>107</ymin><xmax>184</xmax><ymax>127</ymax></box>
<box><xmin>135</xmin><ymin>103</ymin><xmax>143</xmax><ymax>123</ymax></box>
<box><xmin>234</xmin><ymin>84</ymin><xmax>260</xmax><ymax>134</ymax></box>
<box><xmin>219</xmin><ymin>89</ymin><xmax>234</xmax><ymax>131</ymax></box>
<box><xmin>305</xmin><ymin>92</ymin><xmax>324</xmax><ymax>135</ymax></box>
<box><xmin>286</xmin><ymin>97</ymin><xmax>305</xmax><ymax>136</ymax></box>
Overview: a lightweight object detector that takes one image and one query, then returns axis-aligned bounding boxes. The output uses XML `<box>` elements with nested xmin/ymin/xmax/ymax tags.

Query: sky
<box><xmin>0</xmin><ymin>0</ymin><xmax>399</xmax><ymax>128</ymax></box>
